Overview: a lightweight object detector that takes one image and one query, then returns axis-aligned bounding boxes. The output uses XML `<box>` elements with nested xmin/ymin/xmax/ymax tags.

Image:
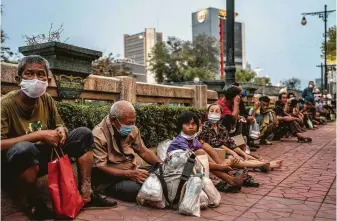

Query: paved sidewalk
<box><xmin>4</xmin><ymin>123</ymin><xmax>336</xmax><ymax>221</ymax></box>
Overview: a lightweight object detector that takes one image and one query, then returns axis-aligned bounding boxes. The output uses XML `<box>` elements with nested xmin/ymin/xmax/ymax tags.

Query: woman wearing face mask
<box><xmin>199</xmin><ymin>104</ymin><xmax>283</xmax><ymax>172</ymax></box>
<box><xmin>167</xmin><ymin>111</ymin><xmax>249</xmax><ymax>193</ymax></box>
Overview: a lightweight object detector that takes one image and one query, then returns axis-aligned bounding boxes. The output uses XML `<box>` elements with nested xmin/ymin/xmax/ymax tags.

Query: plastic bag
<box><xmin>137</xmin><ymin>195</ymin><xmax>166</xmax><ymax>209</ymax></box>
<box><xmin>178</xmin><ymin>177</ymin><xmax>202</xmax><ymax>217</ymax></box>
<box><xmin>157</xmin><ymin>140</ymin><xmax>172</xmax><ymax>162</ymax></box>
<box><xmin>199</xmin><ymin>190</ymin><xmax>209</xmax><ymax>209</ymax></box>
<box><xmin>137</xmin><ymin>174</ymin><xmax>163</xmax><ymax>202</ymax></box>
<box><xmin>249</xmin><ymin>120</ymin><xmax>260</xmax><ymax>140</ymax></box>
<box><xmin>195</xmin><ymin>155</ymin><xmax>209</xmax><ymax>178</ymax></box>
<box><xmin>202</xmin><ymin>177</ymin><xmax>221</xmax><ymax>208</ymax></box>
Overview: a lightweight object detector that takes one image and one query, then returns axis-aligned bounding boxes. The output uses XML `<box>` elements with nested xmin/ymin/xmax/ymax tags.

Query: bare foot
<box><xmin>270</xmin><ymin>160</ymin><xmax>283</xmax><ymax>169</ymax></box>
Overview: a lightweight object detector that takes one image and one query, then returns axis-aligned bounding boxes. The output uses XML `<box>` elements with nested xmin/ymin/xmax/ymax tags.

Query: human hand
<box><xmin>126</xmin><ymin>169</ymin><xmax>149</xmax><ymax>184</ymax></box>
<box><xmin>56</xmin><ymin>127</ymin><xmax>68</xmax><ymax>147</ymax></box>
<box><xmin>234</xmin><ymin>95</ymin><xmax>241</xmax><ymax>104</ymax></box>
<box><xmin>253</xmin><ymin>101</ymin><xmax>260</xmax><ymax>110</ymax></box>
<box><xmin>40</xmin><ymin>130</ymin><xmax>60</xmax><ymax>147</ymax></box>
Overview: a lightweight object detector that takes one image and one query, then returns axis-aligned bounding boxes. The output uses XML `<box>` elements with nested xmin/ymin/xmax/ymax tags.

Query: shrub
<box><xmin>57</xmin><ymin>102</ymin><xmax>206</xmax><ymax>148</ymax></box>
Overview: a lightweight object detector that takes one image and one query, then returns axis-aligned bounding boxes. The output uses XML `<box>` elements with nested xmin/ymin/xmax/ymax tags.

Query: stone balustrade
<box><xmin>1</xmin><ymin>63</ymin><xmax>218</xmax><ymax>108</ymax></box>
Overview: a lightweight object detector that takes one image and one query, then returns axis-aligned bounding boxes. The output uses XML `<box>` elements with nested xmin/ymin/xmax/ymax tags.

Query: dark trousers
<box><xmin>92</xmin><ymin>168</ymin><xmax>141</xmax><ymax>202</ymax></box>
<box><xmin>1</xmin><ymin>127</ymin><xmax>94</xmax><ymax>186</ymax></box>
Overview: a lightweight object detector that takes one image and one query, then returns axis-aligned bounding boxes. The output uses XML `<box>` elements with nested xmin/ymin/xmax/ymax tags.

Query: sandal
<box><xmin>298</xmin><ymin>137</ymin><xmax>312</xmax><ymax>143</ymax></box>
<box><xmin>243</xmin><ymin>175</ymin><xmax>260</xmax><ymax>187</ymax></box>
<box><xmin>260</xmin><ymin>139</ymin><xmax>272</xmax><ymax>145</ymax></box>
<box><xmin>215</xmin><ymin>181</ymin><xmax>241</xmax><ymax>193</ymax></box>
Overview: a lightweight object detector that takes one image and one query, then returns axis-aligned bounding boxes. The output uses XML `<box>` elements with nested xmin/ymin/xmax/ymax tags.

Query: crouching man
<box><xmin>92</xmin><ymin>101</ymin><xmax>161</xmax><ymax>202</ymax></box>
<box><xmin>1</xmin><ymin>55</ymin><xmax>115</xmax><ymax>220</ymax></box>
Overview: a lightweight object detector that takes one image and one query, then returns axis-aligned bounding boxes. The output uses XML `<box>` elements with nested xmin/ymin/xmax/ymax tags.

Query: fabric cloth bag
<box><xmin>48</xmin><ymin>148</ymin><xmax>84</xmax><ymax>219</ymax></box>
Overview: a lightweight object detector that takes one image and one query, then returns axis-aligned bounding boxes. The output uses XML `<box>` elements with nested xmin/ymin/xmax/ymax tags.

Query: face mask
<box><xmin>117</xmin><ymin>119</ymin><xmax>134</xmax><ymax>136</ymax></box>
<box><xmin>208</xmin><ymin>113</ymin><xmax>221</xmax><ymax>123</ymax></box>
<box><xmin>20</xmin><ymin>79</ymin><xmax>48</xmax><ymax>98</ymax></box>
<box><xmin>308</xmin><ymin>85</ymin><xmax>313</xmax><ymax>88</ymax></box>
<box><xmin>180</xmin><ymin>131</ymin><xmax>195</xmax><ymax>140</ymax></box>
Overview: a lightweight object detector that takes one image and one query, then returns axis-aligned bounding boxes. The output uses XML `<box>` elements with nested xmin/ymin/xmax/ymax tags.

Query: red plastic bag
<box><xmin>48</xmin><ymin>148</ymin><xmax>84</xmax><ymax>219</ymax></box>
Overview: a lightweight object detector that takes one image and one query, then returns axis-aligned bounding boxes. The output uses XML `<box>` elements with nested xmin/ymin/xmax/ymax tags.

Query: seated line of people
<box><xmin>1</xmin><ymin>55</ymin><xmax>331</xmax><ymax>219</ymax></box>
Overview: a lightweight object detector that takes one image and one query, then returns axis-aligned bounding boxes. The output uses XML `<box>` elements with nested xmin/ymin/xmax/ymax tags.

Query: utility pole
<box><xmin>301</xmin><ymin>5</ymin><xmax>336</xmax><ymax>90</ymax></box>
<box><xmin>224</xmin><ymin>0</ymin><xmax>236</xmax><ymax>86</ymax></box>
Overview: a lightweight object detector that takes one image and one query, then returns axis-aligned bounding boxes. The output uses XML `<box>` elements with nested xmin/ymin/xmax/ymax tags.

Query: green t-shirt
<box><xmin>1</xmin><ymin>90</ymin><xmax>64</xmax><ymax>139</ymax></box>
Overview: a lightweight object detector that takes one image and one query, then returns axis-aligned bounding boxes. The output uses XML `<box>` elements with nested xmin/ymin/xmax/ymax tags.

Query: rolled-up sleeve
<box><xmin>92</xmin><ymin>127</ymin><xmax>108</xmax><ymax>167</ymax></box>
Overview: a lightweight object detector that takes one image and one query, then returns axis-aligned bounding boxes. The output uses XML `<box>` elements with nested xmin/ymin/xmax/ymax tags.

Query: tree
<box><xmin>149</xmin><ymin>34</ymin><xmax>218</xmax><ymax>83</ymax></box>
<box><xmin>22</xmin><ymin>23</ymin><xmax>69</xmax><ymax>45</ymax></box>
<box><xmin>281</xmin><ymin>77</ymin><xmax>301</xmax><ymax>90</ymax></box>
<box><xmin>1</xmin><ymin>29</ymin><xmax>14</xmax><ymax>62</ymax></box>
<box><xmin>0</xmin><ymin>5</ymin><xmax>15</xmax><ymax>62</ymax></box>
<box><xmin>92</xmin><ymin>53</ymin><xmax>133</xmax><ymax>77</ymax></box>
<box><xmin>321</xmin><ymin>25</ymin><xmax>336</xmax><ymax>62</ymax></box>
<box><xmin>235</xmin><ymin>69</ymin><xmax>257</xmax><ymax>82</ymax></box>
<box><xmin>253</xmin><ymin>76</ymin><xmax>271</xmax><ymax>85</ymax></box>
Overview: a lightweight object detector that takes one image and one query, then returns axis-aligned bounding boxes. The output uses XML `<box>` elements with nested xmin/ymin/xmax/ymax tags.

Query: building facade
<box><xmin>192</xmin><ymin>7</ymin><xmax>246</xmax><ymax>79</ymax></box>
<box><xmin>124</xmin><ymin>28</ymin><xmax>163</xmax><ymax>84</ymax></box>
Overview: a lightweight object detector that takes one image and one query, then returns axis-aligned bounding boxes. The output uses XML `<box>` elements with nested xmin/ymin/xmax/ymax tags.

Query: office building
<box><xmin>192</xmin><ymin>7</ymin><xmax>246</xmax><ymax>79</ymax></box>
<box><xmin>124</xmin><ymin>28</ymin><xmax>163</xmax><ymax>84</ymax></box>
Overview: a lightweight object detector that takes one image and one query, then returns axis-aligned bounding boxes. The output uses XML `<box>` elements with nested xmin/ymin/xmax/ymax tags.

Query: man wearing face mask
<box><xmin>1</xmin><ymin>55</ymin><xmax>116</xmax><ymax>220</ymax></box>
<box><xmin>92</xmin><ymin>101</ymin><xmax>161</xmax><ymax>202</ymax></box>
<box><xmin>302</xmin><ymin>81</ymin><xmax>315</xmax><ymax>103</ymax></box>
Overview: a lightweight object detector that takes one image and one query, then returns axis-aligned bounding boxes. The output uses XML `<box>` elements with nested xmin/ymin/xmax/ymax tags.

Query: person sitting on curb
<box><xmin>249</xmin><ymin>96</ymin><xmax>278</xmax><ymax>145</ymax></box>
<box><xmin>1</xmin><ymin>55</ymin><xmax>116</xmax><ymax>220</ymax></box>
<box><xmin>92</xmin><ymin>100</ymin><xmax>161</xmax><ymax>202</ymax></box>
<box><xmin>200</xmin><ymin>104</ymin><xmax>282</xmax><ymax>172</ymax></box>
<box><xmin>167</xmin><ymin>111</ymin><xmax>248</xmax><ymax>193</ymax></box>
<box><xmin>274</xmin><ymin>93</ymin><xmax>313</xmax><ymax>143</ymax></box>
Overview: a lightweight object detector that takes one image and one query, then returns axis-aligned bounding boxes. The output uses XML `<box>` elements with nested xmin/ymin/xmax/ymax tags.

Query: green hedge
<box><xmin>57</xmin><ymin>102</ymin><xmax>206</xmax><ymax>148</ymax></box>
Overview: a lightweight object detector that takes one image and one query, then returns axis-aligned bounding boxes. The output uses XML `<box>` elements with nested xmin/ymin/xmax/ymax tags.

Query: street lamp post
<box><xmin>225</xmin><ymin>0</ymin><xmax>236</xmax><ymax>86</ymax></box>
<box><xmin>301</xmin><ymin>5</ymin><xmax>336</xmax><ymax>90</ymax></box>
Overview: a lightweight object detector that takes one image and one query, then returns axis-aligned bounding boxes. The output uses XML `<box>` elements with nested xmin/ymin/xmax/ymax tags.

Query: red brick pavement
<box><xmin>4</xmin><ymin>123</ymin><xmax>336</xmax><ymax>221</ymax></box>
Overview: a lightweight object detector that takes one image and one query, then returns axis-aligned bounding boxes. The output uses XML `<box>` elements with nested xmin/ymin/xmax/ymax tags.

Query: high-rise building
<box><xmin>124</xmin><ymin>28</ymin><xmax>163</xmax><ymax>84</ymax></box>
<box><xmin>191</xmin><ymin>7</ymin><xmax>246</xmax><ymax>79</ymax></box>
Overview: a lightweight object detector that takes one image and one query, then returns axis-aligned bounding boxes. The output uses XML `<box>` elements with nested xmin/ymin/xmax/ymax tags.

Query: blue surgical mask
<box><xmin>117</xmin><ymin>119</ymin><xmax>134</xmax><ymax>136</ymax></box>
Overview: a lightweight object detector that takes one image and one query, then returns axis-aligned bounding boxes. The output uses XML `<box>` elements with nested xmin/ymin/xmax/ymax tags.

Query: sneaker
<box><xmin>83</xmin><ymin>191</ymin><xmax>118</xmax><ymax>208</ymax></box>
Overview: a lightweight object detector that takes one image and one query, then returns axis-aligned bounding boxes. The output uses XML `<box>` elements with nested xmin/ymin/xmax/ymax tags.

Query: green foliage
<box><xmin>281</xmin><ymin>77</ymin><xmax>301</xmax><ymax>90</ymax></box>
<box><xmin>92</xmin><ymin>53</ymin><xmax>133</xmax><ymax>77</ymax></box>
<box><xmin>149</xmin><ymin>34</ymin><xmax>218</xmax><ymax>83</ymax></box>
<box><xmin>321</xmin><ymin>25</ymin><xmax>336</xmax><ymax>61</ymax></box>
<box><xmin>57</xmin><ymin>102</ymin><xmax>206</xmax><ymax>147</ymax></box>
<box><xmin>253</xmin><ymin>76</ymin><xmax>271</xmax><ymax>85</ymax></box>
<box><xmin>235</xmin><ymin>69</ymin><xmax>257</xmax><ymax>82</ymax></box>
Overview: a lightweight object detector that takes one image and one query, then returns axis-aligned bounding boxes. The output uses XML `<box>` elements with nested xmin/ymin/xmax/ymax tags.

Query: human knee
<box><xmin>195</xmin><ymin>149</ymin><xmax>207</xmax><ymax>156</ymax></box>
<box><xmin>7</xmin><ymin>141</ymin><xmax>39</xmax><ymax>162</ymax></box>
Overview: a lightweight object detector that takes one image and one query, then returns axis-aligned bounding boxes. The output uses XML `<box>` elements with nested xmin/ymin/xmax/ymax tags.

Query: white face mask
<box><xmin>208</xmin><ymin>113</ymin><xmax>221</xmax><ymax>123</ymax></box>
<box><xmin>180</xmin><ymin>131</ymin><xmax>196</xmax><ymax>140</ymax></box>
<box><xmin>20</xmin><ymin>79</ymin><xmax>48</xmax><ymax>98</ymax></box>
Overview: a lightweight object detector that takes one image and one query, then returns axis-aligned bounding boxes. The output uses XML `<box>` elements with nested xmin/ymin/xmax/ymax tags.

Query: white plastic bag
<box><xmin>199</xmin><ymin>190</ymin><xmax>209</xmax><ymax>210</ymax></box>
<box><xmin>202</xmin><ymin>177</ymin><xmax>221</xmax><ymax>208</ymax></box>
<box><xmin>137</xmin><ymin>196</ymin><xmax>166</xmax><ymax>209</ymax></box>
<box><xmin>249</xmin><ymin>120</ymin><xmax>260</xmax><ymax>140</ymax></box>
<box><xmin>137</xmin><ymin>174</ymin><xmax>163</xmax><ymax>202</ymax></box>
<box><xmin>195</xmin><ymin>155</ymin><xmax>209</xmax><ymax>178</ymax></box>
<box><xmin>157</xmin><ymin>140</ymin><xmax>172</xmax><ymax>162</ymax></box>
<box><xmin>178</xmin><ymin>177</ymin><xmax>202</xmax><ymax>217</ymax></box>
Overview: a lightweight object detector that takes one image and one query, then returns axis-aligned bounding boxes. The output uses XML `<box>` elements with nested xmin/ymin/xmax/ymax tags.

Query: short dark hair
<box><xmin>287</xmin><ymin>92</ymin><xmax>295</xmax><ymax>98</ymax></box>
<box><xmin>177</xmin><ymin>111</ymin><xmax>199</xmax><ymax>131</ymax></box>
<box><xmin>289</xmin><ymin>99</ymin><xmax>298</xmax><ymax>107</ymax></box>
<box><xmin>278</xmin><ymin>92</ymin><xmax>287</xmax><ymax>100</ymax></box>
<box><xmin>225</xmin><ymin>86</ymin><xmax>241</xmax><ymax>100</ymax></box>
<box><xmin>17</xmin><ymin>55</ymin><xmax>50</xmax><ymax>77</ymax></box>
<box><xmin>222</xmin><ymin>114</ymin><xmax>236</xmax><ymax>132</ymax></box>
<box><xmin>259</xmin><ymin>96</ymin><xmax>270</xmax><ymax>103</ymax></box>
<box><xmin>232</xmin><ymin>82</ymin><xmax>240</xmax><ymax>87</ymax></box>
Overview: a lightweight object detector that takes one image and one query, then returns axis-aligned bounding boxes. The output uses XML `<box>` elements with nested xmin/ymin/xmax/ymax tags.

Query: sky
<box><xmin>1</xmin><ymin>0</ymin><xmax>336</xmax><ymax>89</ymax></box>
